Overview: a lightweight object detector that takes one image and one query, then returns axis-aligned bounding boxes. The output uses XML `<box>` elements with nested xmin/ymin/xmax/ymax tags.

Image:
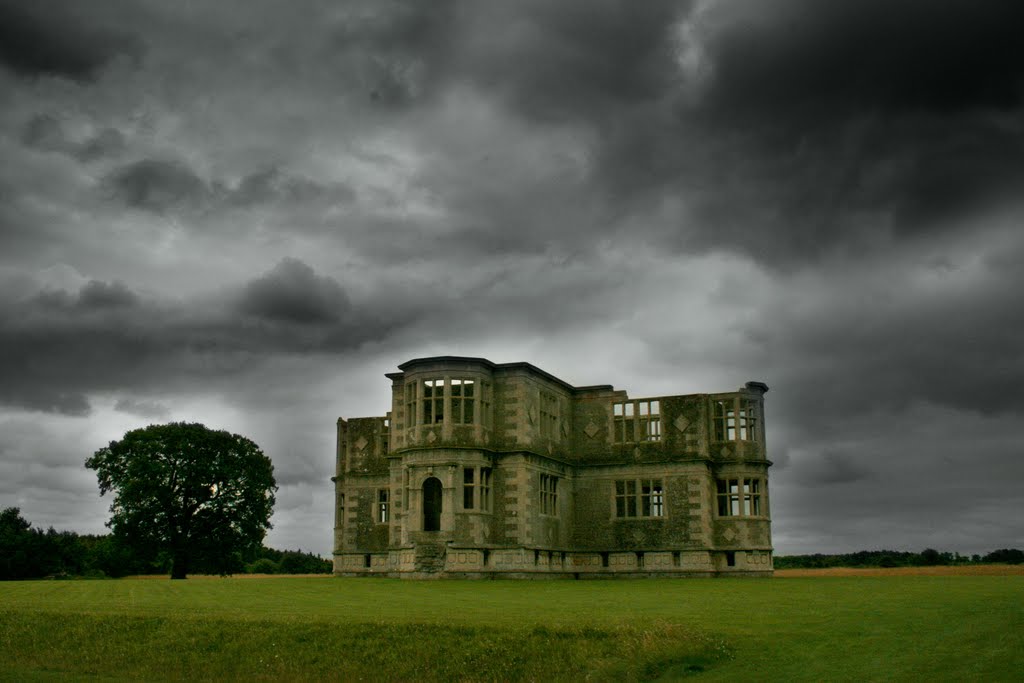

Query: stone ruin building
<box><xmin>333</xmin><ymin>356</ymin><xmax>772</xmax><ymax>578</ymax></box>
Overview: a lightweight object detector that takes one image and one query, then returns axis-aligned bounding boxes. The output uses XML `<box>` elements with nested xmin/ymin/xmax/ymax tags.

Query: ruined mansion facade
<box><xmin>333</xmin><ymin>356</ymin><xmax>772</xmax><ymax>577</ymax></box>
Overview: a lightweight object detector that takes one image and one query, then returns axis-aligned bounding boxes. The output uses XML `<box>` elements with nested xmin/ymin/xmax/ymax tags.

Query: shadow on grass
<box><xmin>1</xmin><ymin>612</ymin><xmax>730</xmax><ymax>682</ymax></box>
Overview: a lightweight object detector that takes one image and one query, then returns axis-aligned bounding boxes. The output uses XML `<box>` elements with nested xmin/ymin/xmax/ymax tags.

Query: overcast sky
<box><xmin>2</xmin><ymin>0</ymin><xmax>1022</xmax><ymax>558</ymax></box>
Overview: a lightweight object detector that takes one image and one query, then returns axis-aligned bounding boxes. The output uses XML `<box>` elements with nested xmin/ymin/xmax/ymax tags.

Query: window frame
<box><xmin>612</xmin><ymin>400</ymin><xmax>661</xmax><ymax>444</ymax></box>
<box><xmin>462</xmin><ymin>466</ymin><xmax>493</xmax><ymax>512</ymax></box>
<box><xmin>713</xmin><ymin>397</ymin><xmax>760</xmax><ymax>442</ymax></box>
<box><xmin>540</xmin><ymin>473</ymin><xmax>558</xmax><ymax>516</ymax></box>
<box><xmin>450</xmin><ymin>379</ymin><xmax>476</xmax><ymax>425</ymax></box>
<box><xmin>376</xmin><ymin>488</ymin><xmax>390</xmax><ymax>524</ymax></box>
<box><xmin>613</xmin><ymin>478</ymin><xmax>665</xmax><ymax>519</ymax></box>
<box><xmin>716</xmin><ymin>477</ymin><xmax>764</xmax><ymax>517</ymax></box>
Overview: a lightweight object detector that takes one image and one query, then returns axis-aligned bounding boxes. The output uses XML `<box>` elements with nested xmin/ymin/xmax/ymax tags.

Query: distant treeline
<box><xmin>1</xmin><ymin>507</ymin><xmax>332</xmax><ymax>580</ymax></box>
<box><xmin>774</xmin><ymin>548</ymin><xmax>1024</xmax><ymax>569</ymax></box>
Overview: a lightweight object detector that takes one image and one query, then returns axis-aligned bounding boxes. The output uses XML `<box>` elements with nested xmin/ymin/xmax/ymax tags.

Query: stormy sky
<box><xmin>2</xmin><ymin>0</ymin><xmax>1022</xmax><ymax>557</ymax></box>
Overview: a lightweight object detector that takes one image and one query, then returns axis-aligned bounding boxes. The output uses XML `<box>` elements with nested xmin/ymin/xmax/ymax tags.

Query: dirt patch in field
<box><xmin>775</xmin><ymin>564</ymin><xmax>1024</xmax><ymax>578</ymax></box>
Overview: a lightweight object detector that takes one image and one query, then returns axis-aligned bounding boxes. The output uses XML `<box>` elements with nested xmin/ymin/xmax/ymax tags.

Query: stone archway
<box><xmin>422</xmin><ymin>477</ymin><xmax>442</xmax><ymax>531</ymax></box>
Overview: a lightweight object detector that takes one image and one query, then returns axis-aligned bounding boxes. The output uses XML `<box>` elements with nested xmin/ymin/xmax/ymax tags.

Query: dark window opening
<box><xmin>635</xmin><ymin>551</ymin><xmax>645</xmax><ymax>568</ymax></box>
<box><xmin>672</xmin><ymin>551</ymin><xmax>681</xmax><ymax>567</ymax></box>
<box><xmin>364</xmin><ymin>554</ymin><xmax>371</xmax><ymax>568</ymax></box>
<box><xmin>463</xmin><ymin>467</ymin><xmax>474</xmax><ymax>509</ymax></box>
<box><xmin>423</xmin><ymin>477</ymin><xmax>442</xmax><ymax>531</ymax></box>
<box><xmin>600</xmin><ymin>552</ymin><xmax>609</xmax><ymax>568</ymax></box>
<box><xmin>726</xmin><ymin>551</ymin><xmax>736</xmax><ymax>567</ymax></box>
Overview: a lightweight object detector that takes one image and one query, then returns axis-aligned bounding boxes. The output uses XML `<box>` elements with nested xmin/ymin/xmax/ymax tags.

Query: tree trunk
<box><xmin>170</xmin><ymin>552</ymin><xmax>188</xmax><ymax>580</ymax></box>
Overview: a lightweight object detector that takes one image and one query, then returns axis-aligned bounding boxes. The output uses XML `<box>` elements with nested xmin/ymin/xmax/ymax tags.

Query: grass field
<box><xmin>2</xmin><ymin>570</ymin><xmax>1022</xmax><ymax>681</ymax></box>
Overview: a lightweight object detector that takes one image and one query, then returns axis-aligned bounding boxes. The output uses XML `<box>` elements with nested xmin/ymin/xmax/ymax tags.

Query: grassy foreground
<box><xmin>1</xmin><ymin>574</ymin><xmax>1022</xmax><ymax>681</ymax></box>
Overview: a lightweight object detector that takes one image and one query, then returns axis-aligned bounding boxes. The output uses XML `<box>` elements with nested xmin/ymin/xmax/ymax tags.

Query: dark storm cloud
<box><xmin>793</xmin><ymin>449</ymin><xmax>873</xmax><ymax>486</ymax></box>
<box><xmin>380</xmin><ymin>0</ymin><xmax>1024</xmax><ymax>265</ymax></box>
<box><xmin>113</xmin><ymin>398</ymin><xmax>169</xmax><ymax>419</ymax></box>
<box><xmin>701</xmin><ymin>0</ymin><xmax>1024</xmax><ymax>120</ymax></box>
<box><xmin>238</xmin><ymin>258</ymin><xmax>349</xmax><ymax>325</ymax></box>
<box><xmin>229</xmin><ymin>168</ymin><xmax>356</xmax><ymax>208</ymax></box>
<box><xmin>0</xmin><ymin>260</ymin><xmax>401</xmax><ymax>416</ymax></box>
<box><xmin>21</xmin><ymin>115</ymin><xmax>128</xmax><ymax>162</ymax></box>
<box><xmin>666</xmin><ymin>0</ymin><xmax>1024</xmax><ymax>261</ymax></box>
<box><xmin>456</xmin><ymin>0</ymin><xmax>693</xmax><ymax>122</ymax></box>
<box><xmin>0</xmin><ymin>0</ymin><xmax>141</xmax><ymax>81</ymax></box>
<box><xmin>764</xmin><ymin>266</ymin><xmax>1024</xmax><ymax>427</ymax></box>
<box><xmin>103</xmin><ymin>159</ymin><xmax>209</xmax><ymax>213</ymax></box>
<box><xmin>327</xmin><ymin>0</ymin><xmax>460</xmax><ymax>107</ymax></box>
<box><xmin>100</xmin><ymin>159</ymin><xmax>356</xmax><ymax>216</ymax></box>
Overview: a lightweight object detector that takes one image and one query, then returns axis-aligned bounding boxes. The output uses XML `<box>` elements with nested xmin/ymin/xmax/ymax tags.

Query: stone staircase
<box><xmin>414</xmin><ymin>541</ymin><xmax>448</xmax><ymax>574</ymax></box>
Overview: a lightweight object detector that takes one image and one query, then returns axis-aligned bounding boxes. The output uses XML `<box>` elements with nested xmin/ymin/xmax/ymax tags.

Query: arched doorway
<box><xmin>422</xmin><ymin>477</ymin><xmax>442</xmax><ymax>531</ymax></box>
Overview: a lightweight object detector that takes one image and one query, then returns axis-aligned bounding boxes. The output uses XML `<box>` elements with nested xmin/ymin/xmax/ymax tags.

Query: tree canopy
<box><xmin>86</xmin><ymin>422</ymin><xmax>277</xmax><ymax>579</ymax></box>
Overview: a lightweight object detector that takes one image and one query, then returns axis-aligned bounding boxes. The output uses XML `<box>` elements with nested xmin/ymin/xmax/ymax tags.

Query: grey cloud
<box><xmin>326</xmin><ymin>0</ymin><xmax>459</xmax><ymax>107</ymax></box>
<box><xmin>458</xmin><ymin>0</ymin><xmax>693</xmax><ymax>122</ymax></box>
<box><xmin>0</xmin><ymin>0</ymin><xmax>142</xmax><ymax>81</ymax></box>
<box><xmin>113</xmin><ymin>398</ymin><xmax>170</xmax><ymax>419</ymax></box>
<box><xmin>369</xmin><ymin>0</ymin><xmax>1024</xmax><ymax>267</ymax></box>
<box><xmin>29</xmin><ymin>280</ymin><xmax>138</xmax><ymax>312</ymax></box>
<box><xmin>229</xmin><ymin>168</ymin><xmax>356</xmax><ymax>208</ymax></box>
<box><xmin>103</xmin><ymin>159</ymin><xmax>209</xmax><ymax>213</ymax></box>
<box><xmin>699</xmin><ymin>0</ymin><xmax>1024</xmax><ymax>122</ymax></box>
<box><xmin>78</xmin><ymin>280</ymin><xmax>139</xmax><ymax>308</ymax></box>
<box><xmin>0</xmin><ymin>263</ymin><xmax>400</xmax><ymax>416</ymax></box>
<box><xmin>793</xmin><ymin>449</ymin><xmax>873</xmax><ymax>486</ymax></box>
<box><xmin>238</xmin><ymin>258</ymin><xmax>350</xmax><ymax>325</ymax></box>
<box><xmin>21</xmin><ymin>115</ymin><xmax>127</xmax><ymax>162</ymax></box>
<box><xmin>101</xmin><ymin>159</ymin><xmax>355</xmax><ymax>217</ymax></box>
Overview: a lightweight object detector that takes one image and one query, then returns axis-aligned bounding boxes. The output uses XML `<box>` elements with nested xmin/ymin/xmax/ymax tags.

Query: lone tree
<box><xmin>86</xmin><ymin>423</ymin><xmax>277</xmax><ymax>579</ymax></box>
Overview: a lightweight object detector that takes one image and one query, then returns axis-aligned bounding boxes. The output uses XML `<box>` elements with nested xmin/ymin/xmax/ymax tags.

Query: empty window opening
<box><xmin>725</xmin><ymin>551</ymin><xmax>736</xmax><ymax>567</ymax></box>
<box><xmin>463</xmin><ymin>466</ymin><xmax>492</xmax><ymax>512</ymax></box>
<box><xmin>423</xmin><ymin>378</ymin><xmax>445</xmax><ymax>424</ymax></box>
<box><xmin>450</xmin><ymin>379</ymin><xmax>475</xmax><ymax>424</ymax></box>
<box><xmin>672</xmin><ymin>551</ymin><xmax>681</xmax><ymax>567</ymax></box>
<box><xmin>364</xmin><ymin>554</ymin><xmax>371</xmax><ymax>568</ymax></box>
<box><xmin>713</xmin><ymin>398</ymin><xmax>759</xmax><ymax>442</ymax></box>
<box><xmin>405</xmin><ymin>382</ymin><xmax>416</xmax><ymax>428</ymax></box>
<box><xmin>600</xmin><ymin>552</ymin><xmax>609</xmax><ymax>568</ymax></box>
<box><xmin>615</xmin><ymin>479</ymin><xmax>664</xmax><ymax>518</ymax></box>
<box><xmin>541</xmin><ymin>473</ymin><xmax>558</xmax><ymax>515</ymax></box>
<box><xmin>423</xmin><ymin>477</ymin><xmax>442</xmax><ymax>531</ymax></box>
<box><xmin>463</xmin><ymin>467</ymin><xmax>475</xmax><ymax>509</ymax></box>
<box><xmin>613</xmin><ymin>400</ymin><xmax>661</xmax><ymax>443</ymax></box>
<box><xmin>480</xmin><ymin>467</ymin><xmax>492</xmax><ymax>512</ymax></box>
<box><xmin>716</xmin><ymin>478</ymin><xmax>762</xmax><ymax>517</ymax></box>
<box><xmin>534</xmin><ymin>550</ymin><xmax>540</xmax><ymax>565</ymax></box>
<box><xmin>377</xmin><ymin>489</ymin><xmax>390</xmax><ymax>524</ymax></box>
<box><xmin>635</xmin><ymin>551</ymin><xmax>645</xmax><ymax>568</ymax></box>
<box><xmin>482</xmin><ymin>549</ymin><xmax>490</xmax><ymax>567</ymax></box>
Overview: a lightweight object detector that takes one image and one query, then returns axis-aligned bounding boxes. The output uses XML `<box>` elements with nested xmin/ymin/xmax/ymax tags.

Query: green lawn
<box><xmin>1</xmin><ymin>575</ymin><xmax>1021</xmax><ymax>681</ymax></box>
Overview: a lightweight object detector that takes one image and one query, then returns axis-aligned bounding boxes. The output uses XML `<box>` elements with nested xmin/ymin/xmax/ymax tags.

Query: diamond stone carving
<box><xmin>426</xmin><ymin>430</ymin><xmax>436</xmax><ymax>443</ymax></box>
<box><xmin>674</xmin><ymin>416</ymin><xmax>690</xmax><ymax>433</ymax></box>
<box><xmin>584</xmin><ymin>421</ymin><xmax>599</xmax><ymax>438</ymax></box>
<box><xmin>723</xmin><ymin>527</ymin><xmax>736</xmax><ymax>541</ymax></box>
<box><xmin>354</xmin><ymin>436</ymin><xmax>368</xmax><ymax>451</ymax></box>
<box><xmin>720</xmin><ymin>446</ymin><xmax>732</xmax><ymax>458</ymax></box>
